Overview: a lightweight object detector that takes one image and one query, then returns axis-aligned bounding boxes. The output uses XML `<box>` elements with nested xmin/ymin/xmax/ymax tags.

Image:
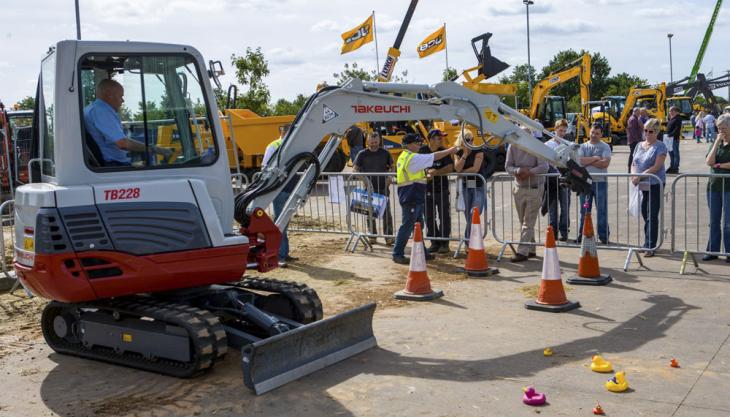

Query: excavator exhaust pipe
<box><xmin>241</xmin><ymin>302</ymin><xmax>377</xmax><ymax>394</ymax></box>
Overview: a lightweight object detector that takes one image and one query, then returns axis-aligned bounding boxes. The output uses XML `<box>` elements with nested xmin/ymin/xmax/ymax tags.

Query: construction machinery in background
<box><xmin>377</xmin><ymin>0</ymin><xmax>418</xmax><ymax>82</ymax></box>
<box><xmin>0</xmin><ymin>104</ymin><xmax>33</xmax><ymax>199</ymax></box>
<box><xmin>17</xmin><ymin>40</ymin><xmax>591</xmax><ymax>395</ymax></box>
<box><xmin>669</xmin><ymin>72</ymin><xmax>730</xmax><ymax>116</ymax></box>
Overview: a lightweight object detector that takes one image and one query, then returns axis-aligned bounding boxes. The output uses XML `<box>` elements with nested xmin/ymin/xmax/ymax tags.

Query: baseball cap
<box><xmin>401</xmin><ymin>133</ymin><xmax>423</xmax><ymax>145</ymax></box>
<box><xmin>428</xmin><ymin>129</ymin><xmax>447</xmax><ymax>139</ymax></box>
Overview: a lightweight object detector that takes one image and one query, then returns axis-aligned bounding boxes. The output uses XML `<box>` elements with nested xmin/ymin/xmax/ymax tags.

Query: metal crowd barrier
<box><xmin>0</xmin><ymin>200</ymin><xmax>19</xmax><ymax>293</ymax></box>
<box><xmin>670</xmin><ymin>173</ymin><xmax>730</xmax><ymax>275</ymax></box>
<box><xmin>490</xmin><ymin>172</ymin><xmax>664</xmax><ymax>271</ymax></box>
<box><xmin>231</xmin><ymin>172</ymin><xmax>250</xmax><ymax>194</ymax></box>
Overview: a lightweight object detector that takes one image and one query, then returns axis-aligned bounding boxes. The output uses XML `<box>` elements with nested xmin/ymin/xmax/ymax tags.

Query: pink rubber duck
<box><xmin>523</xmin><ymin>386</ymin><xmax>547</xmax><ymax>406</ymax></box>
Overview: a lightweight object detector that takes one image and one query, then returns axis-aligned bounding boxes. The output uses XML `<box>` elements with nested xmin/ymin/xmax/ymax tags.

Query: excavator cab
<box><xmin>540</xmin><ymin>96</ymin><xmax>567</xmax><ymax>129</ymax></box>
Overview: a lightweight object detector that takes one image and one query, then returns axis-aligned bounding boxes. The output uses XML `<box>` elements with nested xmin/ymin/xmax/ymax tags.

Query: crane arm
<box><xmin>689</xmin><ymin>0</ymin><xmax>723</xmax><ymax>83</ymax></box>
<box><xmin>530</xmin><ymin>53</ymin><xmax>591</xmax><ymax>118</ymax></box>
<box><xmin>377</xmin><ymin>0</ymin><xmax>418</xmax><ymax>82</ymax></box>
<box><xmin>236</xmin><ymin>79</ymin><xmax>591</xmax><ymax>235</ymax></box>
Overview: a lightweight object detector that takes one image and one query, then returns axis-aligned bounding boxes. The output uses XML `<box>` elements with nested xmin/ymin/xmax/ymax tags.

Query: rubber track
<box><xmin>238</xmin><ymin>277</ymin><xmax>324</xmax><ymax>323</ymax></box>
<box><xmin>41</xmin><ymin>297</ymin><xmax>223</xmax><ymax>378</ymax></box>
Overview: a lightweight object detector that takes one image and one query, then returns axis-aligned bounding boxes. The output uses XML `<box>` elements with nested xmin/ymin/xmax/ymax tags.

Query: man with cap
<box><xmin>393</xmin><ymin>133</ymin><xmax>459</xmax><ymax>264</ymax></box>
<box><xmin>419</xmin><ymin>129</ymin><xmax>454</xmax><ymax>253</ymax></box>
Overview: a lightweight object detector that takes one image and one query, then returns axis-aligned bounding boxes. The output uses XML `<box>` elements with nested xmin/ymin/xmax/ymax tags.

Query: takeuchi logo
<box><xmin>351</xmin><ymin>105</ymin><xmax>411</xmax><ymax>114</ymax></box>
<box><xmin>418</xmin><ymin>35</ymin><xmax>443</xmax><ymax>52</ymax></box>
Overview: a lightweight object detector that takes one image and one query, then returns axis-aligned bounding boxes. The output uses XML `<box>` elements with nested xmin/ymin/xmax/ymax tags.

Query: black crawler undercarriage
<box><xmin>41</xmin><ymin>278</ymin><xmax>377</xmax><ymax>394</ymax></box>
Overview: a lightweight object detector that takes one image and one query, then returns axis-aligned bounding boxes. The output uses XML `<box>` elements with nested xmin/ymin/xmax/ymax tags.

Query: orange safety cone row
<box><xmin>567</xmin><ymin>206</ymin><xmax>612</xmax><ymax>286</ymax></box>
<box><xmin>525</xmin><ymin>226</ymin><xmax>580</xmax><ymax>313</ymax></box>
<box><xmin>459</xmin><ymin>207</ymin><xmax>499</xmax><ymax>277</ymax></box>
<box><xmin>394</xmin><ymin>222</ymin><xmax>444</xmax><ymax>301</ymax></box>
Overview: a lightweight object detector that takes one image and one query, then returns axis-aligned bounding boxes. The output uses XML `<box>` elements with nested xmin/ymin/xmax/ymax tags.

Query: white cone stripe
<box><xmin>580</xmin><ymin>235</ymin><xmax>598</xmax><ymax>257</ymax></box>
<box><xmin>541</xmin><ymin>247</ymin><xmax>562</xmax><ymax>280</ymax></box>
<box><xmin>468</xmin><ymin>223</ymin><xmax>484</xmax><ymax>249</ymax></box>
<box><xmin>410</xmin><ymin>241</ymin><xmax>427</xmax><ymax>271</ymax></box>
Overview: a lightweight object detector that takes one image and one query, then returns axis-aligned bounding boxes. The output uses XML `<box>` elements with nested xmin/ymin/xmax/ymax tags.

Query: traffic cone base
<box><xmin>566</xmin><ymin>273</ymin><xmax>612</xmax><ymax>285</ymax></box>
<box><xmin>525</xmin><ymin>299</ymin><xmax>581</xmax><ymax>312</ymax></box>
<box><xmin>394</xmin><ymin>223</ymin><xmax>443</xmax><ymax>301</ymax></box>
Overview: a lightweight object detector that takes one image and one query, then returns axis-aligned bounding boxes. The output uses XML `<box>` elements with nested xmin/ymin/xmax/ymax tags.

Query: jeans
<box><xmin>706</xmin><ymin>191</ymin><xmax>730</xmax><ymax>254</ymax></box>
<box><xmin>628</xmin><ymin>142</ymin><xmax>638</xmax><ymax>172</ymax></box>
<box><xmin>578</xmin><ymin>182</ymin><xmax>609</xmax><ymax>242</ymax></box>
<box><xmin>349</xmin><ymin>145</ymin><xmax>363</xmax><ymax>163</ymax></box>
<box><xmin>426</xmin><ymin>191</ymin><xmax>451</xmax><ymax>245</ymax></box>
<box><xmin>706</xmin><ymin>127</ymin><xmax>717</xmax><ymax>143</ymax></box>
<box><xmin>393</xmin><ymin>203</ymin><xmax>426</xmax><ymax>258</ymax></box>
<box><xmin>273</xmin><ymin>192</ymin><xmax>290</xmax><ymax>259</ymax></box>
<box><xmin>368</xmin><ymin>203</ymin><xmax>394</xmax><ymax>236</ymax></box>
<box><xmin>669</xmin><ymin>136</ymin><xmax>680</xmax><ymax>171</ymax></box>
<box><xmin>548</xmin><ymin>182</ymin><xmax>571</xmax><ymax>239</ymax></box>
<box><xmin>462</xmin><ymin>185</ymin><xmax>486</xmax><ymax>239</ymax></box>
<box><xmin>641</xmin><ymin>184</ymin><xmax>662</xmax><ymax>249</ymax></box>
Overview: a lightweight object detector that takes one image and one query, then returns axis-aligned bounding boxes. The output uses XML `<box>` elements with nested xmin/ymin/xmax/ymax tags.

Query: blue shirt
<box><xmin>83</xmin><ymin>99</ymin><xmax>130</xmax><ymax>164</ymax></box>
<box><xmin>632</xmin><ymin>141</ymin><xmax>667</xmax><ymax>185</ymax></box>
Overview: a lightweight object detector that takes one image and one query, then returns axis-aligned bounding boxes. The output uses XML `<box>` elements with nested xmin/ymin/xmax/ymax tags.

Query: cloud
<box><xmin>634</xmin><ymin>6</ymin><xmax>682</xmax><ymax>18</ymax></box>
<box><xmin>311</xmin><ymin>20</ymin><xmax>341</xmax><ymax>32</ymax></box>
<box><xmin>488</xmin><ymin>3</ymin><xmax>552</xmax><ymax>16</ymax></box>
<box><xmin>86</xmin><ymin>0</ymin><xmax>227</xmax><ymax>25</ymax></box>
<box><xmin>531</xmin><ymin>21</ymin><xmax>595</xmax><ymax>35</ymax></box>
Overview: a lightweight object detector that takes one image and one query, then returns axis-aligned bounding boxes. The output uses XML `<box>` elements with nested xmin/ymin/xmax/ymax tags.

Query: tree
<box><xmin>13</xmin><ymin>96</ymin><xmax>35</xmax><ymax>110</ymax></box>
<box><xmin>332</xmin><ymin>62</ymin><xmax>409</xmax><ymax>85</ymax></box>
<box><xmin>603</xmin><ymin>72</ymin><xmax>648</xmax><ymax>97</ymax></box>
<box><xmin>442</xmin><ymin>67</ymin><xmax>458</xmax><ymax>81</ymax></box>
<box><xmin>498</xmin><ymin>63</ymin><xmax>536</xmax><ymax>108</ymax></box>
<box><xmin>230</xmin><ymin>47</ymin><xmax>271</xmax><ymax>115</ymax></box>
<box><xmin>271</xmin><ymin>94</ymin><xmax>308</xmax><ymax>116</ymax></box>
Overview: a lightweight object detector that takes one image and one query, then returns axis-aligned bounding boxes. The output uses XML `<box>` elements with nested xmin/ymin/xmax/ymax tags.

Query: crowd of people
<box><xmin>275</xmin><ymin>111</ymin><xmax>730</xmax><ymax>267</ymax></box>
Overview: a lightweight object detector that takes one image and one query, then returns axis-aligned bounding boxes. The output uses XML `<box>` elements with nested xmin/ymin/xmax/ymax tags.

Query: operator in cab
<box><xmin>84</xmin><ymin>79</ymin><xmax>171</xmax><ymax>167</ymax></box>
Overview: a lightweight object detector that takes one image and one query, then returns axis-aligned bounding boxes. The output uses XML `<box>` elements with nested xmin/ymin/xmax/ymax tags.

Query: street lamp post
<box><xmin>667</xmin><ymin>33</ymin><xmax>674</xmax><ymax>83</ymax></box>
<box><xmin>75</xmin><ymin>0</ymin><xmax>82</xmax><ymax>40</ymax></box>
<box><xmin>524</xmin><ymin>0</ymin><xmax>534</xmax><ymax>106</ymax></box>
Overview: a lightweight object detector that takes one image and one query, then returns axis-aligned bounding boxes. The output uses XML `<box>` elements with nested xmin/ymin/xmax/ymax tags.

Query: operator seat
<box><xmin>84</xmin><ymin>132</ymin><xmax>104</xmax><ymax>168</ymax></box>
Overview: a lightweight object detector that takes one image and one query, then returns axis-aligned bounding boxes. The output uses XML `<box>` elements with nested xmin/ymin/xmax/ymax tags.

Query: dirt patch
<box><xmin>0</xmin><ymin>293</ymin><xmax>46</xmax><ymax>360</ymax></box>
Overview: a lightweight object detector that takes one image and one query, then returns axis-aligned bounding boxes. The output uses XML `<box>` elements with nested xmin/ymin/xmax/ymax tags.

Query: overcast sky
<box><xmin>1</xmin><ymin>0</ymin><xmax>728</xmax><ymax>106</ymax></box>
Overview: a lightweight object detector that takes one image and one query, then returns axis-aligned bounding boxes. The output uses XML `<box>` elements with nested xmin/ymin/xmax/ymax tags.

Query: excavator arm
<box><xmin>530</xmin><ymin>53</ymin><xmax>591</xmax><ymax>119</ymax></box>
<box><xmin>237</xmin><ymin>79</ymin><xmax>592</xmax><ymax>251</ymax></box>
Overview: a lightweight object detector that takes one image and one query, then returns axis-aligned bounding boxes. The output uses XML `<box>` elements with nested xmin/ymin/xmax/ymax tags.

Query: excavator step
<box><xmin>241</xmin><ymin>302</ymin><xmax>377</xmax><ymax>394</ymax></box>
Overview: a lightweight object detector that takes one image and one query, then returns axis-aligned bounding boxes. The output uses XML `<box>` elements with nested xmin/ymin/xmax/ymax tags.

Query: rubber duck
<box><xmin>543</xmin><ymin>348</ymin><xmax>553</xmax><ymax>356</ymax></box>
<box><xmin>605</xmin><ymin>371</ymin><xmax>629</xmax><ymax>392</ymax></box>
<box><xmin>670</xmin><ymin>358</ymin><xmax>680</xmax><ymax>368</ymax></box>
<box><xmin>592</xmin><ymin>403</ymin><xmax>605</xmax><ymax>415</ymax></box>
<box><xmin>591</xmin><ymin>355</ymin><xmax>613</xmax><ymax>373</ymax></box>
<box><xmin>522</xmin><ymin>386</ymin><xmax>547</xmax><ymax>406</ymax></box>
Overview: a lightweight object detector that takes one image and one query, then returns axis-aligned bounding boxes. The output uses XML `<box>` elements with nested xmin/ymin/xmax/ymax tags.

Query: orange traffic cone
<box><xmin>394</xmin><ymin>222</ymin><xmax>444</xmax><ymax>301</ymax></box>
<box><xmin>567</xmin><ymin>207</ymin><xmax>612</xmax><ymax>286</ymax></box>
<box><xmin>525</xmin><ymin>226</ymin><xmax>580</xmax><ymax>312</ymax></box>
<box><xmin>459</xmin><ymin>207</ymin><xmax>499</xmax><ymax>277</ymax></box>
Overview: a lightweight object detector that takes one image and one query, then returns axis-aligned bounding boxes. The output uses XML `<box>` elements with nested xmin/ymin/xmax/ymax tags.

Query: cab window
<box><xmin>79</xmin><ymin>54</ymin><xmax>218</xmax><ymax>170</ymax></box>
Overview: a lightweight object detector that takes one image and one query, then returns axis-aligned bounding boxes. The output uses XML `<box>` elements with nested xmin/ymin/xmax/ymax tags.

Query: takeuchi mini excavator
<box><xmin>15</xmin><ymin>40</ymin><xmax>591</xmax><ymax>394</ymax></box>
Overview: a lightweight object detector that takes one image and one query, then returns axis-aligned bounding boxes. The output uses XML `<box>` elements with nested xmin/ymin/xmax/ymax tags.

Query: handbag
<box><xmin>663</xmin><ymin>134</ymin><xmax>674</xmax><ymax>152</ymax></box>
<box><xmin>628</xmin><ymin>184</ymin><xmax>642</xmax><ymax>218</ymax></box>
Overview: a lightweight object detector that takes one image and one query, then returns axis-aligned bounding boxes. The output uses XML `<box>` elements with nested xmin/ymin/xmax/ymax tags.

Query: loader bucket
<box><xmin>241</xmin><ymin>302</ymin><xmax>377</xmax><ymax>394</ymax></box>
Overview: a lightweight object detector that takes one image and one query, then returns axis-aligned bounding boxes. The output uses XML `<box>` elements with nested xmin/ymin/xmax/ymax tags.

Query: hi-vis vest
<box><xmin>396</xmin><ymin>150</ymin><xmax>427</xmax><ymax>205</ymax></box>
<box><xmin>265</xmin><ymin>137</ymin><xmax>296</xmax><ymax>193</ymax></box>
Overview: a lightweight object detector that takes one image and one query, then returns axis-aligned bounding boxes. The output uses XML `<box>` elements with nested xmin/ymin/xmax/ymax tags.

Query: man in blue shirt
<box><xmin>84</xmin><ymin>79</ymin><xmax>171</xmax><ymax>166</ymax></box>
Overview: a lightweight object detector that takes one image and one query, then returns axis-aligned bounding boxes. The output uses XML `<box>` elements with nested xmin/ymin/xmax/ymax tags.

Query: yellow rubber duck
<box><xmin>591</xmin><ymin>355</ymin><xmax>613</xmax><ymax>373</ymax></box>
<box><xmin>543</xmin><ymin>348</ymin><xmax>553</xmax><ymax>357</ymax></box>
<box><xmin>605</xmin><ymin>371</ymin><xmax>629</xmax><ymax>392</ymax></box>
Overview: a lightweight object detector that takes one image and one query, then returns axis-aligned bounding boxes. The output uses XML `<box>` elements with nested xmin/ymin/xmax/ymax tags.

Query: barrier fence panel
<box><xmin>342</xmin><ymin>172</ymin><xmax>488</xmax><ymax>254</ymax></box>
<box><xmin>0</xmin><ymin>200</ymin><xmax>17</xmax><ymax>292</ymax></box>
<box><xmin>670</xmin><ymin>173</ymin><xmax>730</xmax><ymax>275</ymax></box>
<box><xmin>490</xmin><ymin>173</ymin><xmax>663</xmax><ymax>270</ymax></box>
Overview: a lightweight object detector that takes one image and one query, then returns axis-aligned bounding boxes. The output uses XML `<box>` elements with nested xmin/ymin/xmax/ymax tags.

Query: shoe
<box><xmin>392</xmin><ymin>256</ymin><xmax>409</xmax><ymax>265</ymax></box>
<box><xmin>427</xmin><ymin>243</ymin><xmax>440</xmax><ymax>252</ymax></box>
<box><xmin>510</xmin><ymin>253</ymin><xmax>529</xmax><ymax>263</ymax></box>
<box><xmin>369</xmin><ymin>237</ymin><xmax>378</xmax><ymax>245</ymax></box>
<box><xmin>528</xmin><ymin>252</ymin><xmax>537</xmax><ymax>258</ymax></box>
<box><xmin>385</xmin><ymin>238</ymin><xmax>395</xmax><ymax>246</ymax></box>
<box><xmin>575</xmin><ymin>238</ymin><xmax>582</xmax><ymax>244</ymax></box>
<box><xmin>438</xmin><ymin>245</ymin><xmax>451</xmax><ymax>254</ymax></box>
<box><xmin>702</xmin><ymin>254</ymin><xmax>718</xmax><ymax>261</ymax></box>
<box><xmin>559</xmin><ymin>236</ymin><xmax>568</xmax><ymax>242</ymax></box>
<box><xmin>644</xmin><ymin>251</ymin><xmax>655</xmax><ymax>258</ymax></box>
<box><xmin>278</xmin><ymin>261</ymin><xmax>288</xmax><ymax>268</ymax></box>
<box><xmin>726</xmin><ymin>257</ymin><xmax>730</xmax><ymax>263</ymax></box>
<box><xmin>599</xmin><ymin>239</ymin><xmax>609</xmax><ymax>244</ymax></box>
<box><xmin>284</xmin><ymin>255</ymin><xmax>298</xmax><ymax>262</ymax></box>
<box><xmin>425</xmin><ymin>252</ymin><xmax>436</xmax><ymax>261</ymax></box>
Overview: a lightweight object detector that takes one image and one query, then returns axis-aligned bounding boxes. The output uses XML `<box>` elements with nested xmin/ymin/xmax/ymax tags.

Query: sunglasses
<box><xmin>644</xmin><ymin>129</ymin><xmax>656</xmax><ymax>134</ymax></box>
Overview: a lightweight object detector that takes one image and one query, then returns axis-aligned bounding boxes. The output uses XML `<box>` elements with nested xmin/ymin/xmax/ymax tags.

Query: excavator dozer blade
<box><xmin>242</xmin><ymin>302</ymin><xmax>377</xmax><ymax>394</ymax></box>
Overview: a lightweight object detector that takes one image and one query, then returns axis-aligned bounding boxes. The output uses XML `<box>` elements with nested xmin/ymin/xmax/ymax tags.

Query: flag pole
<box><xmin>444</xmin><ymin>23</ymin><xmax>449</xmax><ymax>73</ymax></box>
<box><xmin>373</xmin><ymin>11</ymin><xmax>380</xmax><ymax>74</ymax></box>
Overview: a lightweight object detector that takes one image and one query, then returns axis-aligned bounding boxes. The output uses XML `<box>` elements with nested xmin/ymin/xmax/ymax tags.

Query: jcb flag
<box><xmin>341</xmin><ymin>15</ymin><xmax>374</xmax><ymax>54</ymax></box>
<box><xmin>416</xmin><ymin>25</ymin><xmax>446</xmax><ymax>58</ymax></box>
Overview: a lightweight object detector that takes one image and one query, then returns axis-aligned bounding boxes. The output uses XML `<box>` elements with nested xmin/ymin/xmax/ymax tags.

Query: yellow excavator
<box><xmin>524</xmin><ymin>53</ymin><xmax>592</xmax><ymax>141</ymax></box>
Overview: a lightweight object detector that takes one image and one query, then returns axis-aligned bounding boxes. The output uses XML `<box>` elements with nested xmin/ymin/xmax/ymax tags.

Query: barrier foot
<box><xmin>623</xmin><ymin>248</ymin><xmax>647</xmax><ymax>272</ymax></box>
<box><xmin>454</xmin><ymin>239</ymin><xmax>465</xmax><ymax>259</ymax></box>
<box><xmin>679</xmin><ymin>251</ymin><xmax>700</xmax><ymax>275</ymax></box>
<box><xmin>344</xmin><ymin>234</ymin><xmax>355</xmax><ymax>252</ymax></box>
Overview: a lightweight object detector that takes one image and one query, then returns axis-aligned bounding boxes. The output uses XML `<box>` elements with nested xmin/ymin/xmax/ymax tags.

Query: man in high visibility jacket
<box><xmin>262</xmin><ymin>124</ymin><xmax>298</xmax><ymax>267</ymax></box>
<box><xmin>393</xmin><ymin>133</ymin><xmax>458</xmax><ymax>264</ymax></box>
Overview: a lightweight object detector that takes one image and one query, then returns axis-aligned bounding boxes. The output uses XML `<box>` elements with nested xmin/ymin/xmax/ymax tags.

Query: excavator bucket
<box><xmin>241</xmin><ymin>302</ymin><xmax>377</xmax><ymax>394</ymax></box>
<box><xmin>471</xmin><ymin>33</ymin><xmax>510</xmax><ymax>80</ymax></box>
